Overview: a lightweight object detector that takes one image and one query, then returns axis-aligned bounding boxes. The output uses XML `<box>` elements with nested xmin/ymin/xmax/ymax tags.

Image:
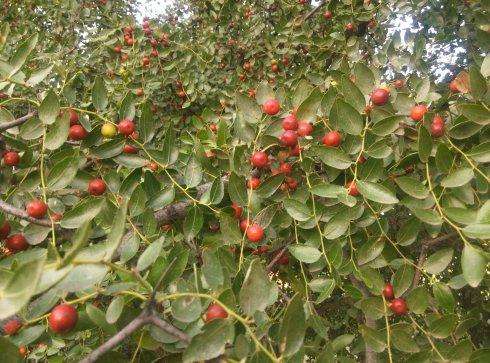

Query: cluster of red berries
<box><xmin>67</xmin><ymin>109</ymin><xmax>88</xmax><ymax>141</ymax></box>
<box><xmin>1</xmin><ymin>220</ymin><xmax>28</xmax><ymax>253</ymax></box>
<box><xmin>383</xmin><ymin>283</ymin><xmax>408</xmax><ymax>315</ymax></box>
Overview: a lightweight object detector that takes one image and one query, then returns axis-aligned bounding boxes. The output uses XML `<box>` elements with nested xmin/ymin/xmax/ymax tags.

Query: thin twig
<box><xmin>412</xmin><ymin>244</ymin><xmax>428</xmax><ymax>289</ymax></box>
<box><xmin>80</xmin><ymin>310</ymin><xmax>190</xmax><ymax>363</ymax></box>
<box><xmin>303</xmin><ymin>0</ymin><xmax>327</xmax><ymax>22</ymax></box>
<box><xmin>0</xmin><ymin>111</ymin><xmax>37</xmax><ymax>132</ymax></box>
<box><xmin>266</xmin><ymin>246</ymin><xmax>287</xmax><ymax>272</ymax></box>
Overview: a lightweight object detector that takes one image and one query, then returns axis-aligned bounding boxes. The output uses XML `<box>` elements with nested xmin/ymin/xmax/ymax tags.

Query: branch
<box><xmin>80</xmin><ymin>311</ymin><xmax>190</xmax><ymax>363</ymax></box>
<box><xmin>303</xmin><ymin>0</ymin><xmax>327</xmax><ymax>22</ymax></box>
<box><xmin>423</xmin><ymin>232</ymin><xmax>458</xmax><ymax>247</ymax></box>
<box><xmin>266</xmin><ymin>246</ymin><xmax>287</xmax><ymax>272</ymax></box>
<box><xmin>0</xmin><ymin>111</ymin><xmax>36</xmax><ymax>132</ymax></box>
<box><xmin>0</xmin><ymin>199</ymin><xmax>53</xmax><ymax>227</ymax></box>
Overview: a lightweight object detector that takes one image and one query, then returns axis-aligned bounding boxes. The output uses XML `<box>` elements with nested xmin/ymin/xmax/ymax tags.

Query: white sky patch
<box><xmin>135</xmin><ymin>0</ymin><xmax>175</xmax><ymax>21</ymax></box>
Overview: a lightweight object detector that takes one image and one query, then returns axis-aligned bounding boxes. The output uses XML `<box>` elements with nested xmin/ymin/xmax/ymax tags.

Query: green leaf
<box><xmin>183</xmin><ymin>205</ymin><xmax>203</xmax><ymax>240</ymax></box>
<box><xmin>418</xmin><ymin>126</ymin><xmax>432</xmax><ymax>163</ymax></box>
<box><xmin>26</xmin><ymin>65</ymin><xmax>53</xmax><ymax>87</ymax></box>
<box><xmin>423</xmin><ymin>248</ymin><xmax>453</xmax><ymax>274</ymax></box>
<box><xmin>461</xmin><ymin>243</ymin><xmax>487</xmax><ymax>287</ymax></box>
<box><xmin>219</xmin><ymin>213</ymin><xmax>242</xmax><ymax>245</ymax></box>
<box><xmin>395</xmin><ymin>176</ymin><xmax>429</xmax><ymax>199</ymax></box>
<box><xmin>149</xmin><ymin>187</ymin><xmax>175</xmax><ymax>211</ymax></box>
<box><xmin>329</xmin><ymin>98</ymin><xmax>363</xmax><ymax>135</ymax></box>
<box><xmin>313</xmin><ymin>146</ymin><xmax>352</xmax><ymax>170</ymax></box>
<box><xmin>86</xmin><ymin>304</ymin><xmax>117</xmax><ymax>335</ymax></box>
<box><xmin>59</xmin><ymin>221</ymin><xmax>92</xmax><ymax>268</ymax></box>
<box><xmin>323</xmin><ymin>212</ymin><xmax>350</xmax><ymax>240</ymax></box>
<box><xmin>428</xmin><ymin>314</ymin><xmax>457</xmax><ymax>339</ymax></box>
<box><xmin>462</xmin><ymin>223</ymin><xmax>490</xmax><ymax>239</ymax></box>
<box><xmin>0</xmin><ymin>337</ymin><xmax>22</xmax><ymax>362</ymax></box>
<box><xmin>467</xmin><ymin>141</ymin><xmax>490</xmax><ymax>162</ymax></box>
<box><xmin>106</xmin><ymin>296</ymin><xmax>124</xmax><ymax>324</ymax></box>
<box><xmin>38</xmin><ymin>90</ymin><xmax>60</xmax><ymax>125</ymax></box>
<box><xmin>201</xmin><ymin>248</ymin><xmax>224</xmax><ymax>289</ymax></box>
<box><xmin>255</xmin><ymin>82</ymin><xmax>275</xmax><ymax>105</ymax></box>
<box><xmin>45</xmin><ymin>111</ymin><xmax>69</xmax><ymax>150</ymax></box>
<box><xmin>288</xmin><ymin>245</ymin><xmax>321</xmax><ymax>264</ymax></box>
<box><xmin>279</xmin><ymin>294</ymin><xmax>306</xmax><ymax>357</ymax></box>
<box><xmin>10</xmin><ymin>33</ymin><xmax>38</xmax><ymax>75</ymax></box>
<box><xmin>360</xmin><ymin>325</ymin><xmax>386</xmax><ymax>353</ymax></box>
<box><xmin>433</xmin><ymin>283</ymin><xmax>455</xmax><ymax>312</ymax></box>
<box><xmin>406</xmin><ymin>286</ymin><xmax>429</xmax><ymax>314</ymax></box>
<box><xmin>371</xmin><ymin>116</ymin><xmax>404</xmax><ymax>136</ymax></box>
<box><xmin>92</xmin><ymin>76</ymin><xmax>108</xmax><ymax>110</ymax></box>
<box><xmin>396</xmin><ymin>218</ymin><xmax>420</xmax><ymax>246</ymax></box>
<box><xmin>184</xmin><ymin>156</ymin><xmax>202</xmax><ymax>188</ymax></box>
<box><xmin>239</xmin><ymin>259</ymin><xmax>278</xmax><ymax>316</ymax></box>
<box><xmin>119</xmin><ymin>92</ymin><xmax>135</xmax><ymax>120</ymax></box>
<box><xmin>469</xmin><ymin>66</ymin><xmax>487</xmax><ymax>100</ymax></box>
<box><xmin>392</xmin><ymin>263</ymin><xmax>414</xmax><ymax>297</ymax></box>
<box><xmin>435</xmin><ymin>144</ymin><xmax>453</xmax><ymax>173</ymax></box>
<box><xmin>330</xmin><ymin>334</ymin><xmax>355</xmax><ymax>352</ymax></box>
<box><xmin>139</xmin><ymin>102</ymin><xmax>155</xmax><ymax>143</ymax></box>
<box><xmin>440</xmin><ymin>168</ymin><xmax>474</xmax><ymax>188</ymax></box>
<box><xmin>357</xmin><ymin>181</ymin><xmax>399</xmax><ymax>204</ymax></box>
<box><xmin>60</xmin><ymin>197</ymin><xmax>105</xmax><ymax>229</ymax></box>
<box><xmin>183</xmin><ymin>320</ymin><xmax>234</xmax><ymax>363</ymax></box>
<box><xmin>256</xmin><ymin>174</ymin><xmax>284</xmax><ymax>198</ymax></box>
<box><xmin>357</xmin><ymin>238</ymin><xmax>385</xmax><ymax>265</ymax></box>
<box><xmin>228</xmin><ymin>173</ymin><xmax>248</xmax><ymax>206</ymax></box>
<box><xmin>295</xmin><ymin>88</ymin><xmax>322</xmax><ymax>123</ymax></box>
<box><xmin>412</xmin><ymin>208</ymin><xmax>442</xmax><ymax>226</ymax></box>
<box><xmin>458</xmin><ymin>104</ymin><xmax>490</xmax><ymax>125</ymax></box>
<box><xmin>137</xmin><ymin>237</ymin><xmax>164</xmax><ymax>272</ymax></box>
<box><xmin>91</xmin><ymin>139</ymin><xmax>125</xmax><ymax>159</ymax></box>
<box><xmin>103</xmin><ymin>198</ymin><xmax>129</xmax><ymax>261</ymax></box>
<box><xmin>235</xmin><ymin>93</ymin><xmax>261</xmax><ymax>124</ymax></box>
<box><xmin>47</xmin><ymin>157</ymin><xmax>78</xmax><ymax>191</ymax></box>
<box><xmin>391</xmin><ymin>326</ymin><xmax>420</xmax><ymax>353</ymax></box>
<box><xmin>0</xmin><ymin>252</ymin><xmax>46</xmax><ymax>319</ymax></box>
<box><xmin>284</xmin><ymin>199</ymin><xmax>311</xmax><ymax>221</ymax></box>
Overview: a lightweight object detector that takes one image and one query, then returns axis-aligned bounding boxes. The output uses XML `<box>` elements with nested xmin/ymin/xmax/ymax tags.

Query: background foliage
<box><xmin>0</xmin><ymin>0</ymin><xmax>489</xmax><ymax>362</ymax></box>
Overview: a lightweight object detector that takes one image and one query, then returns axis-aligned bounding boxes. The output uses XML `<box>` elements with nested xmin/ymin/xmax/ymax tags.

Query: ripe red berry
<box><xmin>322</xmin><ymin>131</ymin><xmax>342</xmax><ymax>147</ymax></box>
<box><xmin>3</xmin><ymin>151</ymin><xmax>20</xmax><ymax>166</ymax></box>
<box><xmin>205</xmin><ymin>303</ymin><xmax>228</xmax><ymax>322</ymax></box>
<box><xmin>290</xmin><ymin>144</ymin><xmax>301</xmax><ymax>156</ymax></box>
<box><xmin>26</xmin><ymin>199</ymin><xmax>48</xmax><ymax>219</ymax></box>
<box><xmin>51</xmin><ymin>213</ymin><xmax>63</xmax><ymax>222</ymax></box>
<box><xmin>69</xmin><ymin>125</ymin><xmax>88</xmax><ymax>140</ymax></box>
<box><xmin>48</xmin><ymin>304</ymin><xmax>78</xmax><ymax>333</ymax></box>
<box><xmin>279</xmin><ymin>162</ymin><xmax>292</xmax><ymax>175</ymax></box>
<box><xmin>6</xmin><ymin>234</ymin><xmax>28</xmax><ymax>252</ymax></box>
<box><xmin>347</xmin><ymin>181</ymin><xmax>359</xmax><ymax>196</ymax></box>
<box><xmin>280</xmin><ymin>130</ymin><xmax>298</xmax><ymax>147</ymax></box>
<box><xmin>231</xmin><ymin>202</ymin><xmax>243</xmax><ymax>219</ymax></box>
<box><xmin>394</xmin><ymin>79</ymin><xmax>405</xmax><ymax>89</ymax></box>
<box><xmin>371</xmin><ymin>88</ymin><xmax>390</xmax><ymax>106</ymax></box>
<box><xmin>239</xmin><ymin>218</ymin><xmax>250</xmax><ymax>232</ymax></box>
<box><xmin>246</xmin><ymin>223</ymin><xmax>264</xmax><ymax>243</ymax></box>
<box><xmin>271</xmin><ymin>64</ymin><xmax>279</xmax><ymax>73</ymax></box>
<box><xmin>297</xmin><ymin>121</ymin><xmax>313</xmax><ymax>136</ymax></box>
<box><xmin>449</xmin><ymin>79</ymin><xmax>459</xmax><ymax>93</ymax></box>
<box><xmin>432</xmin><ymin>114</ymin><xmax>445</xmax><ymax>126</ymax></box>
<box><xmin>383</xmin><ymin>283</ymin><xmax>394</xmax><ymax>300</ymax></box>
<box><xmin>18</xmin><ymin>346</ymin><xmax>27</xmax><ymax>357</ymax></box>
<box><xmin>346</xmin><ymin>22</ymin><xmax>355</xmax><ymax>31</ymax></box>
<box><xmin>114</xmin><ymin>44</ymin><xmax>122</xmax><ymax>53</ymax></box>
<box><xmin>210</xmin><ymin>123</ymin><xmax>218</xmax><ymax>132</ymax></box>
<box><xmin>141</xmin><ymin>56</ymin><xmax>150</xmax><ymax>67</ymax></box>
<box><xmin>252</xmin><ymin>245</ymin><xmax>269</xmax><ymax>255</ymax></box>
<box><xmin>148</xmin><ymin>162</ymin><xmax>158</xmax><ymax>172</ymax></box>
<box><xmin>358</xmin><ymin>155</ymin><xmax>367</xmax><ymax>164</ymax></box>
<box><xmin>262</xmin><ymin>99</ymin><xmax>280</xmax><ymax>115</ymax></box>
<box><xmin>135</xmin><ymin>88</ymin><xmax>144</xmax><ymax>97</ymax></box>
<box><xmin>247</xmin><ymin>177</ymin><xmax>261</xmax><ymax>189</ymax></box>
<box><xmin>430</xmin><ymin>122</ymin><xmax>445</xmax><ymax>138</ymax></box>
<box><xmin>3</xmin><ymin>318</ymin><xmax>22</xmax><ymax>335</ymax></box>
<box><xmin>250</xmin><ymin>151</ymin><xmax>269</xmax><ymax>168</ymax></box>
<box><xmin>68</xmin><ymin>109</ymin><xmax>79</xmax><ymax>125</ymax></box>
<box><xmin>123</xmin><ymin>144</ymin><xmax>138</xmax><ymax>154</ymax></box>
<box><xmin>324</xmin><ymin>11</ymin><xmax>332</xmax><ymax>20</ymax></box>
<box><xmin>390</xmin><ymin>298</ymin><xmax>408</xmax><ymax>316</ymax></box>
<box><xmin>0</xmin><ymin>221</ymin><xmax>10</xmax><ymax>239</ymax></box>
<box><xmin>282</xmin><ymin>114</ymin><xmax>298</xmax><ymax>131</ymax></box>
<box><xmin>410</xmin><ymin>104</ymin><xmax>427</xmax><ymax>122</ymax></box>
<box><xmin>151</xmin><ymin>48</ymin><xmax>159</xmax><ymax>57</ymax></box>
<box><xmin>118</xmin><ymin>119</ymin><xmax>135</xmax><ymax>136</ymax></box>
<box><xmin>286</xmin><ymin>177</ymin><xmax>298</xmax><ymax>190</ymax></box>
<box><xmin>88</xmin><ymin>178</ymin><xmax>106</xmax><ymax>196</ymax></box>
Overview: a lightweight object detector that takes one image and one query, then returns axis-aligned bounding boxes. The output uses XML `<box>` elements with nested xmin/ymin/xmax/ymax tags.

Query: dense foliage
<box><xmin>0</xmin><ymin>0</ymin><xmax>489</xmax><ymax>362</ymax></box>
